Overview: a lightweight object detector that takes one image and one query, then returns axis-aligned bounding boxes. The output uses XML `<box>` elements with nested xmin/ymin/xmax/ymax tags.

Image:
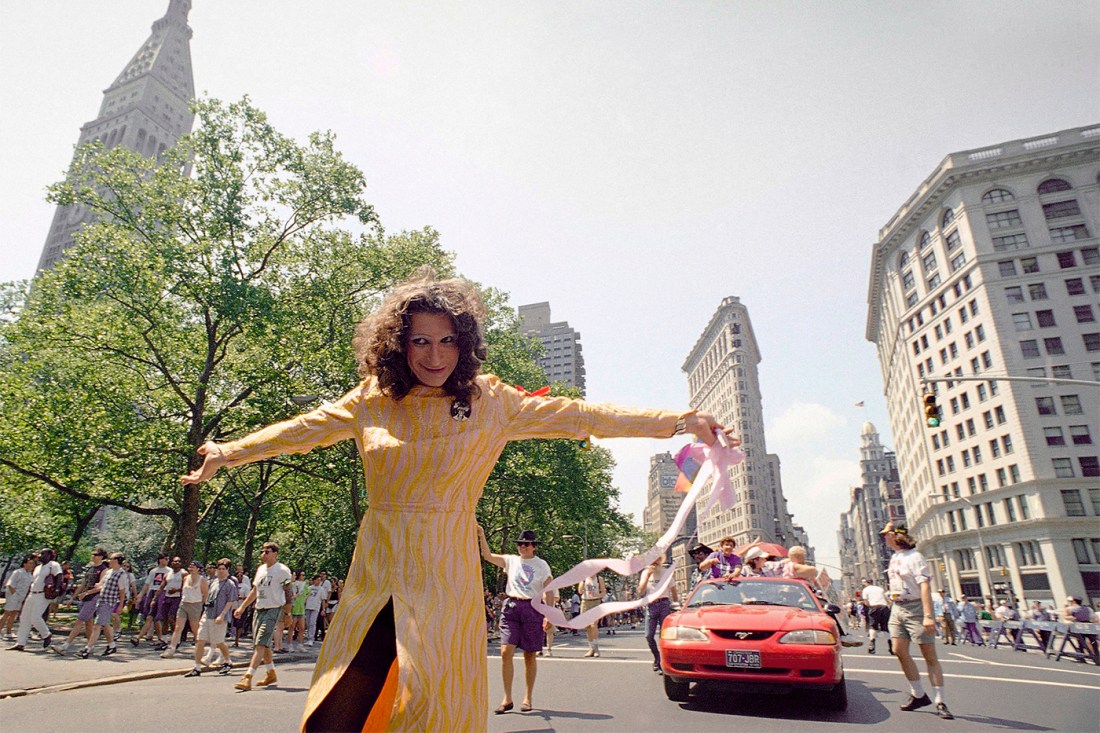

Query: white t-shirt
<box><xmin>236</xmin><ymin>574</ymin><xmax>251</xmax><ymax>599</ymax></box>
<box><xmin>318</xmin><ymin>579</ymin><xmax>332</xmax><ymax>603</ymax></box>
<box><xmin>31</xmin><ymin>561</ymin><xmax>63</xmax><ymax>592</ymax></box>
<box><xmin>581</xmin><ymin>575</ymin><xmax>602</xmax><ymax>601</ymax></box>
<box><xmin>305</xmin><ymin>583</ymin><xmax>323</xmax><ymax>611</ymax></box>
<box><xmin>253</xmin><ymin>562</ymin><xmax>293</xmax><ymax>610</ymax></box>
<box><xmin>887</xmin><ymin>549</ymin><xmax>930</xmax><ymax>602</ymax></box>
<box><xmin>861</xmin><ymin>584</ymin><xmax>888</xmax><ymax>607</ymax></box>
<box><xmin>503</xmin><ymin>555</ymin><xmax>552</xmax><ymax>600</ymax></box>
<box><xmin>5</xmin><ymin>568</ymin><xmax>32</xmax><ymax>604</ymax></box>
<box><xmin>143</xmin><ymin>566</ymin><xmax>169</xmax><ymax>595</ymax></box>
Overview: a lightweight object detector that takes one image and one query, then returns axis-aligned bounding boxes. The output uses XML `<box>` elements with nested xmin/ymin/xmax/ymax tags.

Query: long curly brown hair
<box><xmin>353</xmin><ymin>268</ymin><xmax>488</xmax><ymax>403</ymax></box>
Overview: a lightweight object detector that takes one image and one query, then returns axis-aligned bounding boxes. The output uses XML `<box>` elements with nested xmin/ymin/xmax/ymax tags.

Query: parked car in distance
<box><xmin>659</xmin><ymin>576</ymin><xmax>847</xmax><ymax>710</ymax></box>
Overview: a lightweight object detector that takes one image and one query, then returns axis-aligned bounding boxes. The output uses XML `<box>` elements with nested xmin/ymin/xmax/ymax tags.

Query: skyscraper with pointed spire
<box><xmin>36</xmin><ymin>0</ymin><xmax>195</xmax><ymax>272</ymax></box>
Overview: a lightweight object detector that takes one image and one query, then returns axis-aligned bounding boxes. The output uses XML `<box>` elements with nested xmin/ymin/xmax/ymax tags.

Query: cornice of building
<box><xmin>682</xmin><ymin>296</ymin><xmax>760</xmax><ymax>372</ymax></box>
<box><xmin>865</xmin><ymin>124</ymin><xmax>1100</xmax><ymax>343</ymax></box>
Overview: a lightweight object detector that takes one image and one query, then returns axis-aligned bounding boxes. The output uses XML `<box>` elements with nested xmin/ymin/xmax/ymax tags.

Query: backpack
<box><xmin>43</xmin><ymin>569</ymin><xmax>67</xmax><ymax>600</ymax></box>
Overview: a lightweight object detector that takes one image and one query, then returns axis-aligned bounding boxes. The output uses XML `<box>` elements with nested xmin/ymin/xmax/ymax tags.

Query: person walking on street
<box><xmin>78</xmin><ymin>552</ymin><xmax>128</xmax><ymax>658</ymax></box>
<box><xmin>478</xmin><ymin>527</ymin><xmax>553</xmax><ymax>714</ymax></box>
<box><xmin>56</xmin><ymin>549</ymin><xmax>108</xmax><ymax>655</ymax></box>
<box><xmin>9</xmin><ymin>548</ymin><xmax>62</xmax><ymax>652</ymax></box>
<box><xmin>958</xmin><ymin>596</ymin><xmax>983</xmax><ymax>646</ymax></box>
<box><xmin>578</xmin><ymin>572</ymin><xmax>606</xmax><ymax>657</ymax></box>
<box><xmin>3</xmin><ymin>555</ymin><xmax>36</xmax><ymax>641</ymax></box>
<box><xmin>132</xmin><ymin>554</ymin><xmax>170</xmax><ymax>646</ymax></box>
<box><xmin>185</xmin><ymin>558</ymin><xmax>237</xmax><ymax>677</ymax></box>
<box><xmin>161</xmin><ymin>561</ymin><xmax>208</xmax><ymax>657</ymax></box>
<box><xmin>303</xmin><ymin>574</ymin><xmax>323</xmax><ymax>648</ymax></box>
<box><xmin>882</xmin><ymin>522</ymin><xmax>953</xmax><ymax>720</ymax></box>
<box><xmin>638</xmin><ymin>557</ymin><xmax>678</xmax><ymax>673</ymax></box>
<box><xmin>232</xmin><ymin>563</ymin><xmax>252</xmax><ymax>647</ymax></box>
<box><xmin>940</xmin><ymin>591</ymin><xmax>958</xmax><ymax>645</ymax></box>
<box><xmin>861</xmin><ymin>577</ymin><xmax>890</xmax><ymax>654</ymax></box>
<box><xmin>232</xmin><ymin>542</ymin><xmax>293</xmax><ymax>691</ymax></box>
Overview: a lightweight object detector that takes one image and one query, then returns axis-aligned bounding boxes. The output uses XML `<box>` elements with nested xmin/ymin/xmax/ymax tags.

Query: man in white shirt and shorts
<box><xmin>233</xmin><ymin>542</ymin><xmax>292</xmax><ymax>691</ymax></box>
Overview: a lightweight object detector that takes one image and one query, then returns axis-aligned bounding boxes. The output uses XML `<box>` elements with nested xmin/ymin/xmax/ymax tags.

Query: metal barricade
<box><xmin>1050</xmin><ymin>622</ymin><xmax>1099</xmax><ymax>665</ymax></box>
<box><xmin>1015</xmin><ymin>620</ymin><xmax>1055</xmax><ymax>654</ymax></box>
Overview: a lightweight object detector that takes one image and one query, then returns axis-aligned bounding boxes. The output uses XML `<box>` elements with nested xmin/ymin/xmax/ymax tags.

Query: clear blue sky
<box><xmin>2</xmin><ymin>1</ymin><xmax>1098</xmax><ymax>568</ymax></box>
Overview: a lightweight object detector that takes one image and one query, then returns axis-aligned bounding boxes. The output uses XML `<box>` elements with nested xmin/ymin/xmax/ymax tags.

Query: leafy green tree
<box><xmin>0</xmin><ymin>97</ymin><xmax>451</xmax><ymax>563</ymax></box>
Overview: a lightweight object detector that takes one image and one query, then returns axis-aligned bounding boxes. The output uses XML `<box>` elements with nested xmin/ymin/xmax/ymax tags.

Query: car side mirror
<box><xmin>825</xmin><ymin>604</ymin><xmax>842</xmax><ymax>615</ymax></box>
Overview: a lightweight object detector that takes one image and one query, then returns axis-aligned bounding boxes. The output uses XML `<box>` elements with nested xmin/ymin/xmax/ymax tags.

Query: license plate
<box><xmin>726</xmin><ymin>650</ymin><xmax>761</xmax><ymax>668</ymax></box>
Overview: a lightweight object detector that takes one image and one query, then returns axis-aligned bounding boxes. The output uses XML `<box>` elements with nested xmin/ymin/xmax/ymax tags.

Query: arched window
<box><xmin>981</xmin><ymin>188</ymin><xmax>1014</xmax><ymax>204</ymax></box>
<box><xmin>898</xmin><ymin>251</ymin><xmax>910</xmax><ymax>268</ymax></box>
<box><xmin>919</xmin><ymin>232</ymin><xmax>932</xmax><ymax>249</ymax></box>
<box><xmin>1038</xmin><ymin>178</ymin><xmax>1072</xmax><ymax>194</ymax></box>
<box><xmin>941</xmin><ymin>209</ymin><xmax>956</xmax><ymax>229</ymax></box>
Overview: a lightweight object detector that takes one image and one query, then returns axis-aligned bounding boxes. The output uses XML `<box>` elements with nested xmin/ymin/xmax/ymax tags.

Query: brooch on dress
<box><xmin>450</xmin><ymin>398</ymin><xmax>471</xmax><ymax>421</ymax></box>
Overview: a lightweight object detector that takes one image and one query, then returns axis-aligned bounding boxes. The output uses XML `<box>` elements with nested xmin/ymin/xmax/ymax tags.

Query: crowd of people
<box><xmin>3</xmin><ymin>544</ymin><xmax>346</xmax><ymax>688</ymax></box>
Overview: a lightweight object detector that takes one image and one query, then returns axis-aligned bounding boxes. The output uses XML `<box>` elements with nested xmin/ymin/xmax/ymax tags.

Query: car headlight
<box><xmin>778</xmin><ymin>629</ymin><xmax>836</xmax><ymax>645</ymax></box>
<box><xmin>661</xmin><ymin>625</ymin><xmax>709</xmax><ymax>641</ymax></box>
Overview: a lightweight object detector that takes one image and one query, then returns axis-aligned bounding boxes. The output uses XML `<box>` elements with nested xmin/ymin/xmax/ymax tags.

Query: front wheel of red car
<box><xmin>825</xmin><ymin>676</ymin><xmax>848</xmax><ymax>711</ymax></box>
<box><xmin>663</xmin><ymin>674</ymin><xmax>690</xmax><ymax>702</ymax></box>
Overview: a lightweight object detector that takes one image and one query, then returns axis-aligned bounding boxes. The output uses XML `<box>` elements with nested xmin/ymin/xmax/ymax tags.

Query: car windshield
<box><xmin>685</xmin><ymin>580</ymin><xmax>819</xmax><ymax>611</ymax></box>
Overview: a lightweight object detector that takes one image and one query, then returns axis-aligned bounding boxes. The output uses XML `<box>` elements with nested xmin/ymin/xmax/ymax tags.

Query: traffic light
<box><xmin>923</xmin><ymin>392</ymin><xmax>941</xmax><ymax>428</ymax></box>
<box><xmin>1000</xmin><ymin>566</ymin><xmax>1008</xmax><ymax>577</ymax></box>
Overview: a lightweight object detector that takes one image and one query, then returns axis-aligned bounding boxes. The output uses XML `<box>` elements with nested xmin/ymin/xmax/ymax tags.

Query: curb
<box><xmin>0</xmin><ymin>653</ymin><xmax>314</xmax><ymax>699</ymax></box>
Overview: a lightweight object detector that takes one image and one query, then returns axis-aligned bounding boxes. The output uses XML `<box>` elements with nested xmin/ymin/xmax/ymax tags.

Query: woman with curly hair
<box><xmin>182</xmin><ymin>267</ymin><xmax>731</xmax><ymax>733</ymax></box>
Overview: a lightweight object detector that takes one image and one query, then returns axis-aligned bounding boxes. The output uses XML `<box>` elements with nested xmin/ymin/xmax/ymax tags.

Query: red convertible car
<box><xmin>658</xmin><ymin>576</ymin><xmax>847</xmax><ymax>709</ymax></box>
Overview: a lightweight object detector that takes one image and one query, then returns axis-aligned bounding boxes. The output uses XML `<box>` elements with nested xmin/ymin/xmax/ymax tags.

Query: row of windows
<box><xmin>1013</xmin><ymin>305</ymin><xmax>1097</xmax><ymax>330</ymax></box>
<box><xmin>1020</xmin><ymin>334</ymin><xmax>1100</xmax><ymax>358</ymax></box>
<box><xmin>1062</xmin><ymin>488</ymin><xmax>1100</xmax><ymax>517</ymax></box>
<box><xmin>930</xmin><ymin>405</ymin><xmax>1009</xmax><ymax>452</ymax></box>
<box><xmin>1072</xmin><ymin>538</ymin><xmax>1100</xmax><ymax>565</ymax></box>
<box><xmin>998</xmin><ymin>246</ymin><xmax>1100</xmax><ymax>276</ymax></box>
<box><xmin>1006</xmin><ymin>275</ymin><xmax>1100</xmax><ymax>304</ymax></box>
<box><xmin>1035</xmin><ymin>394</ymin><xmax>1089</xmax><ymax>416</ymax></box>
<box><xmin>1053</xmin><ymin>457</ymin><xmax>1100</xmax><ymax>478</ymax></box>
<box><xmin>1028</xmin><ymin>362</ymin><xmax>1100</xmax><ymax>384</ymax></box>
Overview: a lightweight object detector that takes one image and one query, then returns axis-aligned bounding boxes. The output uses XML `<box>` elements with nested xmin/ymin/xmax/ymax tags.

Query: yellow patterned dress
<box><xmin>218</xmin><ymin>374</ymin><xmax>680</xmax><ymax>732</ymax></box>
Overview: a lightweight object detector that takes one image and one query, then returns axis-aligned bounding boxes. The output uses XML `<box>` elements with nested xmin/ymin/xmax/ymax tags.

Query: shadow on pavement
<box><xmin>675</xmin><ymin>678</ymin><xmax>891</xmax><ymax>724</ymax></box>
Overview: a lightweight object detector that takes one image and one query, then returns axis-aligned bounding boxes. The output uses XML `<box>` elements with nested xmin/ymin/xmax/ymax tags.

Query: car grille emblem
<box><xmin>735</xmin><ymin>631</ymin><xmax>752</xmax><ymax>640</ymax></box>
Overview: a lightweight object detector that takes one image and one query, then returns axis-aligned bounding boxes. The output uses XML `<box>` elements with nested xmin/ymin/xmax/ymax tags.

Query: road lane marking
<box><xmin>842</xmin><ymin>668</ymin><xmax>1098</xmax><ymax>691</ymax></box>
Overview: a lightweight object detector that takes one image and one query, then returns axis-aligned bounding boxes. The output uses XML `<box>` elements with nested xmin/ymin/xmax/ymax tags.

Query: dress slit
<box><xmin>304</xmin><ymin>598</ymin><xmax>397</xmax><ymax>733</ymax></box>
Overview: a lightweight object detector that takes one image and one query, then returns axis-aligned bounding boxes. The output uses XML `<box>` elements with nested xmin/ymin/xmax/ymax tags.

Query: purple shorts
<box><xmin>158</xmin><ymin>595</ymin><xmax>181</xmax><ymax>622</ymax></box>
<box><xmin>94</xmin><ymin>601</ymin><xmax>114</xmax><ymax>627</ymax></box>
<box><xmin>499</xmin><ymin>598</ymin><xmax>543</xmax><ymax>653</ymax></box>
<box><xmin>77</xmin><ymin>596</ymin><xmax>100</xmax><ymax>622</ymax></box>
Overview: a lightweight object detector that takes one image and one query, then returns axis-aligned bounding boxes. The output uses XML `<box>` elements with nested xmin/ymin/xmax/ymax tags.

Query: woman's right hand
<box><xmin>181</xmin><ymin>442</ymin><xmax>227</xmax><ymax>485</ymax></box>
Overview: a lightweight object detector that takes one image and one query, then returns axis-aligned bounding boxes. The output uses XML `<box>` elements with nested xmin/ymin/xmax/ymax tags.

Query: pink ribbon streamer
<box><xmin>532</xmin><ymin>431</ymin><xmax>744</xmax><ymax>629</ymax></box>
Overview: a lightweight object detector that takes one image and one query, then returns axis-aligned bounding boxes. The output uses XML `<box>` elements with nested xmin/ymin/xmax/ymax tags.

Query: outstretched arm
<box><xmin>476</xmin><ymin>526</ymin><xmax>507</xmax><ymax>569</ymax></box>
<box><xmin>181</xmin><ymin>387</ymin><xmax>362</xmax><ymax>485</ymax></box>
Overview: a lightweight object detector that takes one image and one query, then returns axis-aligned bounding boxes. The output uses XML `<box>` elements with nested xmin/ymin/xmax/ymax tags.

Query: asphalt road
<box><xmin>1</xmin><ymin>628</ymin><xmax>1097</xmax><ymax>732</ymax></box>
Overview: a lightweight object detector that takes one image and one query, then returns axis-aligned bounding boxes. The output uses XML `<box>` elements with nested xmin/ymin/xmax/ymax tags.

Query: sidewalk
<box><xmin>0</xmin><ymin>630</ymin><xmax>318</xmax><ymax>698</ymax></box>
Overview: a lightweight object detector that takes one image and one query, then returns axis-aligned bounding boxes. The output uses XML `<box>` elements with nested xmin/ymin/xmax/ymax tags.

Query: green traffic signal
<box><xmin>927</xmin><ymin>416</ymin><xmax>941</xmax><ymax>428</ymax></box>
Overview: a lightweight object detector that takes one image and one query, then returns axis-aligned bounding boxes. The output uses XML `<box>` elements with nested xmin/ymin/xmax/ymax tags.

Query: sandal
<box><xmin>494</xmin><ymin>702</ymin><xmax>513</xmax><ymax>715</ymax></box>
<box><xmin>521</xmin><ymin>703</ymin><xmax>533</xmax><ymax>712</ymax></box>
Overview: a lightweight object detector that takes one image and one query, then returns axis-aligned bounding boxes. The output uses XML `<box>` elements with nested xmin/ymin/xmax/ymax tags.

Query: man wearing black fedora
<box><xmin>477</xmin><ymin>526</ymin><xmax>553</xmax><ymax>715</ymax></box>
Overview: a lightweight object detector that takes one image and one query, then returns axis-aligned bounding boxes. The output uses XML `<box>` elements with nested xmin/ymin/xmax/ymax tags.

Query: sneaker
<box><xmin>42</xmin><ymin>635</ymin><xmax>53</xmax><ymax>649</ymax></box>
<box><xmin>78</xmin><ymin>648</ymin><xmax>90</xmax><ymax>659</ymax></box>
<box><xmin>583</xmin><ymin>648</ymin><xmax>596</xmax><ymax>658</ymax></box>
<box><xmin>201</xmin><ymin>652</ymin><xmax>217</xmax><ymax>665</ymax></box>
<box><xmin>593</xmin><ymin>645</ymin><xmax>600</xmax><ymax>657</ymax></box>
<box><xmin>154</xmin><ymin>641</ymin><xmax>169</xmax><ymax>651</ymax></box>
<box><xmin>130</xmin><ymin>637</ymin><xmax>140</xmax><ymax>647</ymax></box>
<box><xmin>160</xmin><ymin>647</ymin><xmax>176</xmax><ymax>659</ymax></box>
<box><xmin>234</xmin><ymin>673</ymin><xmax>252</xmax><ymax>691</ymax></box>
<box><xmin>652</xmin><ymin>662</ymin><xmax>660</xmax><ymax>672</ymax></box>
<box><xmin>50</xmin><ymin>645</ymin><xmax>66</xmax><ymax>656</ymax></box>
<box><xmin>257</xmin><ymin>669</ymin><xmax>277</xmax><ymax>687</ymax></box>
<box><xmin>184</xmin><ymin>668</ymin><xmax>202</xmax><ymax>677</ymax></box>
<box><xmin>218</xmin><ymin>663</ymin><xmax>233</xmax><ymax>676</ymax></box>
<box><xmin>103</xmin><ymin>646</ymin><xmax>117</xmax><ymax>657</ymax></box>
<box><xmin>900</xmin><ymin>693</ymin><xmax>932</xmax><ymax>711</ymax></box>
<box><xmin>304</xmin><ymin>640</ymin><xmax>313</xmax><ymax>647</ymax></box>
<box><xmin>7</xmin><ymin>644</ymin><xmax>25</xmax><ymax>651</ymax></box>
<box><xmin>936</xmin><ymin>702</ymin><xmax>955</xmax><ymax>720</ymax></box>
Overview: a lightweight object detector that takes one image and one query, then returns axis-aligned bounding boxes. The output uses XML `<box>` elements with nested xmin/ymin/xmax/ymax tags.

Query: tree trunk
<box><xmin>174</xmin><ymin>484</ymin><xmax>201</xmax><ymax>562</ymax></box>
<box><xmin>63</xmin><ymin>505</ymin><xmax>100</xmax><ymax>561</ymax></box>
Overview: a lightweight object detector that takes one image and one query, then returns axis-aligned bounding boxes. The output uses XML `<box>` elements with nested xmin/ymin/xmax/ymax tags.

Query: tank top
<box><xmin>582</xmin><ymin>576</ymin><xmax>602</xmax><ymax>600</ymax></box>
<box><xmin>181</xmin><ymin>574</ymin><xmax>204</xmax><ymax>603</ymax></box>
